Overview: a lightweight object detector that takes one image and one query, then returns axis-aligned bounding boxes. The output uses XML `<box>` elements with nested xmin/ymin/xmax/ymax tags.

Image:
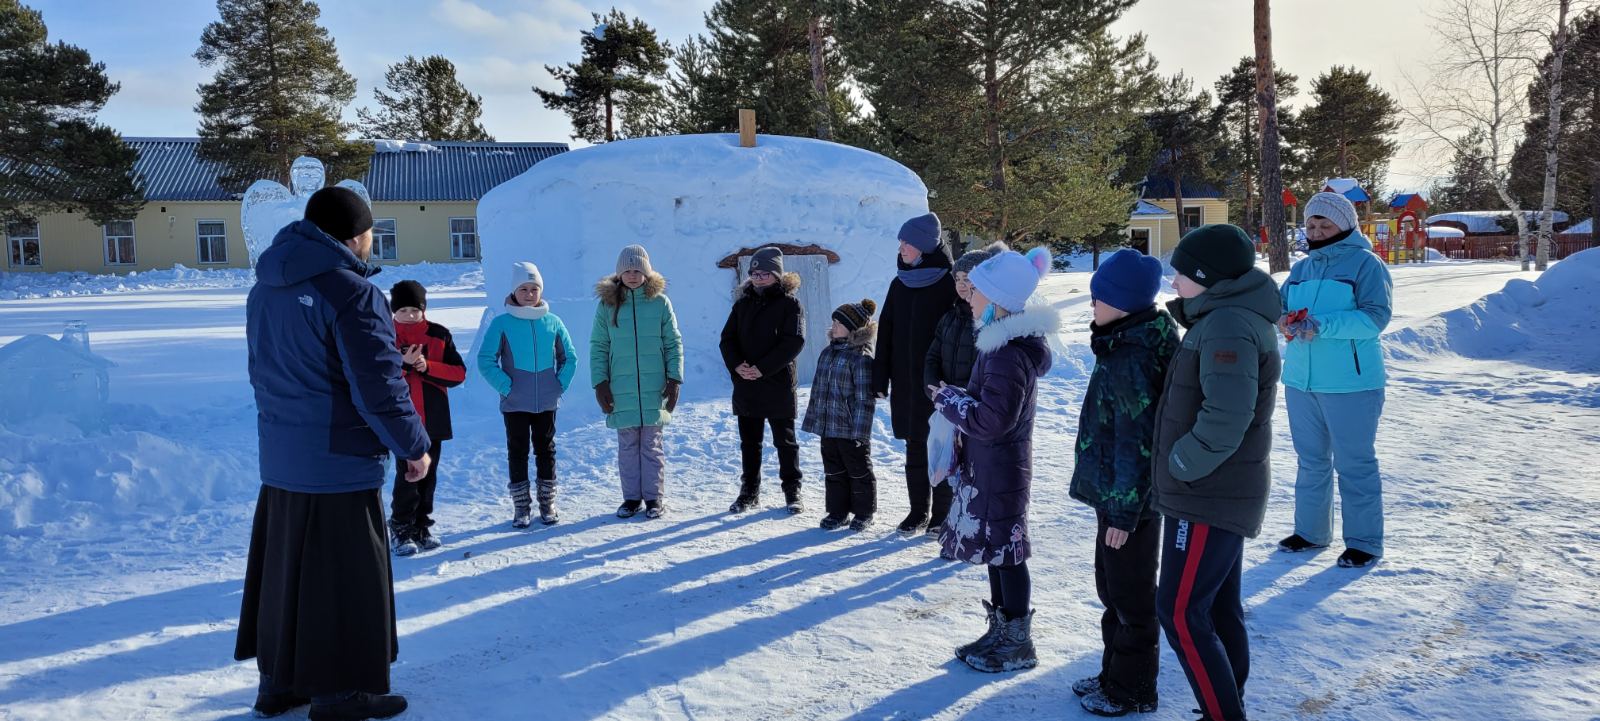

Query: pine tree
<box><xmin>1432</xmin><ymin>128</ymin><xmax>1502</xmax><ymax>214</ymax></box>
<box><xmin>0</xmin><ymin>0</ymin><xmax>142</xmax><ymax>225</ymax></box>
<box><xmin>535</xmin><ymin>9</ymin><xmax>669</xmax><ymax>143</ymax></box>
<box><xmin>1214</xmin><ymin>57</ymin><xmax>1296</xmax><ymax>233</ymax></box>
<box><xmin>194</xmin><ymin>0</ymin><xmax>368</xmax><ymax>191</ymax></box>
<box><xmin>1297</xmin><ymin>66</ymin><xmax>1398</xmax><ymax>189</ymax></box>
<box><xmin>1147</xmin><ymin>73</ymin><xmax>1223</xmax><ymax>237</ymax></box>
<box><xmin>667</xmin><ymin>0</ymin><xmax>859</xmax><ymax>139</ymax></box>
<box><xmin>1509</xmin><ymin>7</ymin><xmax>1600</xmax><ymax>231</ymax></box>
<box><xmin>357</xmin><ymin>55</ymin><xmax>492</xmax><ymax>141</ymax></box>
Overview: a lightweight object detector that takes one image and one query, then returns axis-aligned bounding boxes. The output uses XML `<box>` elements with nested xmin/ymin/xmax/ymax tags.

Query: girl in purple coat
<box><xmin>930</xmin><ymin>246</ymin><xmax>1057</xmax><ymax>674</ymax></box>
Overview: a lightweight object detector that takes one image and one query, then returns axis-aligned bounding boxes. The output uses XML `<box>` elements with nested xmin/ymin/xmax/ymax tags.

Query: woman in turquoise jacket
<box><xmin>1276</xmin><ymin>192</ymin><xmax>1393</xmax><ymax>569</ymax></box>
<box><xmin>591</xmin><ymin>245</ymin><xmax>684</xmax><ymax>520</ymax></box>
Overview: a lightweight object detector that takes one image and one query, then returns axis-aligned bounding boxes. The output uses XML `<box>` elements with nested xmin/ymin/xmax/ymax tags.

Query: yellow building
<box><xmin>1124</xmin><ymin>176</ymin><xmax>1231</xmax><ymax>257</ymax></box>
<box><xmin>3</xmin><ymin>137</ymin><xmax>568</xmax><ymax>274</ymax></box>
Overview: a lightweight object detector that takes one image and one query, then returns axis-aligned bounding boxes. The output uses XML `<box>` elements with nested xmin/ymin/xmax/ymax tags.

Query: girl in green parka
<box><xmin>591</xmin><ymin>244</ymin><xmax>684</xmax><ymax>520</ymax></box>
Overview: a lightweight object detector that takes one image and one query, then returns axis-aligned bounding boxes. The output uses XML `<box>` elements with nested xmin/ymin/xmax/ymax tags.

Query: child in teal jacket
<box><xmin>478</xmin><ymin>261</ymin><xmax>576</xmax><ymax>528</ymax></box>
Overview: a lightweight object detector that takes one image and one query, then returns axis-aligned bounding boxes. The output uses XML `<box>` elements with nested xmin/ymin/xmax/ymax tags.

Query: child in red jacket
<box><xmin>388</xmin><ymin>280</ymin><xmax>466</xmax><ymax>556</ymax></box>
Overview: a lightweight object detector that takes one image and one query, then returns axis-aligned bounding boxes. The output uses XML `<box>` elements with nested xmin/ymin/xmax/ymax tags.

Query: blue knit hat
<box><xmin>898</xmin><ymin>212</ymin><xmax>942</xmax><ymax>253</ymax></box>
<box><xmin>1090</xmin><ymin>249</ymin><xmax>1163</xmax><ymax>313</ymax></box>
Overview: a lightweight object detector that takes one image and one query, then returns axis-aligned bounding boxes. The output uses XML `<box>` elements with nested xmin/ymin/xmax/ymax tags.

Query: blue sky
<box><xmin>29</xmin><ymin>0</ymin><xmax>1437</xmax><ymax>188</ymax></box>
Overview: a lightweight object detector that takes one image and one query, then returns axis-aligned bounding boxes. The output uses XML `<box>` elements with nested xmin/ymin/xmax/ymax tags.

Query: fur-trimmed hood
<box><xmin>976</xmin><ymin>303</ymin><xmax>1062</xmax><ymax>353</ymax></box>
<box><xmin>595</xmin><ymin>271</ymin><xmax>668</xmax><ymax>308</ymax></box>
<box><xmin>733</xmin><ymin>271</ymin><xmax>801</xmax><ymax>300</ymax></box>
<box><xmin>832</xmin><ymin>321</ymin><xmax>877</xmax><ymax>351</ymax></box>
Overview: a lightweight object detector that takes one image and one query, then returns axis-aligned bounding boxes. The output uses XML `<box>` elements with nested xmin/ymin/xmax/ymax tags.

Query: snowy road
<box><xmin>1</xmin><ymin>258</ymin><xmax>1596</xmax><ymax>720</ymax></box>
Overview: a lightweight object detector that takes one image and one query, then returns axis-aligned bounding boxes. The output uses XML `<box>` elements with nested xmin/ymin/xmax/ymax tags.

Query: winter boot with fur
<box><xmin>954</xmin><ymin>600</ymin><xmax>1003</xmax><ymax>660</ymax></box>
<box><xmin>536</xmin><ymin>479</ymin><xmax>559</xmax><ymax>525</ymax></box>
<box><xmin>509</xmin><ymin>481</ymin><xmax>533</xmax><ymax>529</ymax></box>
<box><xmin>962</xmin><ymin>608</ymin><xmax>1037</xmax><ymax>673</ymax></box>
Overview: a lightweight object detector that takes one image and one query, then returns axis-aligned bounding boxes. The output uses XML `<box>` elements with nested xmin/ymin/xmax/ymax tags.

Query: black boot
<box><xmin>783</xmin><ymin>485</ymin><xmax>804</xmax><ymax>515</ymax></box>
<box><xmin>1278</xmin><ymin>533</ymin><xmax>1326</xmax><ymax>553</ymax></box>
<box><xmin>729</xmin><ymin>479</ymin><xmax>761</xmax><ymax>514</ymax></box>
<box><xmin>307</xmin><ymin>691</ymin><xmax>407</xmax><ymax>721</ymax></box>
<box><xmin>927</xmin><ymin>482</ymin><xmax>954</xmax><ymax>539</ymax></box>
<box><xmin>954</xmin><ymin>600</ymin><xmax>1002</xmax><ymax>660</ymax></box>
<box><xmin>252</xmin><ymin>691</ymin><xmax>310</xmax><ymax>718</ymax></box>
<box><xmin>962</xmin><ymin>608</ymin><xmax>1037</xmax><ymax>673</ymax></box>
<box><xmin>899</xmin><ymin>476</ymin><xmax>931</xmax><ymax>537</ymax></box>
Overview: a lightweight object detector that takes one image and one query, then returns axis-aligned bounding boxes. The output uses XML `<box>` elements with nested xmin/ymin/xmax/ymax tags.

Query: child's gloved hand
<box><xmin>595</xmin><ymin>380</ymin><xmax>615</xmax><ymax>414</ymax></box>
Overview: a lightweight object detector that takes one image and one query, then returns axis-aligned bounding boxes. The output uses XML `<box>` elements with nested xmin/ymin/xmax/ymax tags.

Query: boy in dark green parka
<box><xmin>1069</xmin><ymin>248</ymin><xmax>1179</xmax><ymax>717</ymax></box>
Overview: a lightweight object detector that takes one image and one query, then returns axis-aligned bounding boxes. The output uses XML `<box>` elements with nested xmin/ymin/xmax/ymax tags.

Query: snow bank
<box><xmin>474</xmin><ymin>133</ymin><xmax>928</xmax><ymax>398</ymax></box>
<box><xmin>0</xmin><ymin>410</ymin><xmax>256</xmax><ymax>535</ymax></box>
<box><xmin>0</xmin><ymin>262</ymin><xmax>483</xmax><ymax>301</ymax></box>
<box><xmin>1386</xmin><ymin>247</ymin><xmax>1600</xmax><ymax>369</ymax></box>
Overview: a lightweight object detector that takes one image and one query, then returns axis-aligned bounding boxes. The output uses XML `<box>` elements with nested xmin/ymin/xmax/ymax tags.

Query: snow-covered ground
<box><xmin>1</xmin><ymin>256</ymin><xmax>1597</xmax><ymax>721</ymax></box>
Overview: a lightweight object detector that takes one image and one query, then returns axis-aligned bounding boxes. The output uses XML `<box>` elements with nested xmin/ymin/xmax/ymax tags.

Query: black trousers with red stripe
<box><xmin>1155</xmin><ymin>517</ymin><xmax>1249</xmax><ymax>721</ymax></box>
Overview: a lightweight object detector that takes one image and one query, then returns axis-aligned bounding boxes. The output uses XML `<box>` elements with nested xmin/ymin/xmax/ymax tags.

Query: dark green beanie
<box><xmin>1170</xmin><ymin>224</ymin><xmax>1257</xmax><ymax>287</ymax></box>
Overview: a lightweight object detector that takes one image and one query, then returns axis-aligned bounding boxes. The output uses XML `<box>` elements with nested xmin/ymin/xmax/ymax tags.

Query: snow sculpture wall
<box><xmin>474</xmin><ymin>134</ymin><xmax>930</xmax><ymax>401</ymax></box>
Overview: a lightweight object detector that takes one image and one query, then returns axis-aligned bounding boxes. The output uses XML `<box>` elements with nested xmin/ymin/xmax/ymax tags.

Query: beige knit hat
<box><xmin>615</xmin><ymin>244</ymin><xmax>653</xmax><ymax>275</ymax></box>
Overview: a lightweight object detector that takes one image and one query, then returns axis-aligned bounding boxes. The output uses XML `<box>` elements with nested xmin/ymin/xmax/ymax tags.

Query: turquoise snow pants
<box><xmin>1286</xmin><ymin>386</ymin><xmax>1386</xmax><ymax>556</ymax></box>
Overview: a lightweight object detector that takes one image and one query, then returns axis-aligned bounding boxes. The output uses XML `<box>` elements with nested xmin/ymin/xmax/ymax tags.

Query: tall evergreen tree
<box><xmin>357</xmin><ymin>55</ymin><xmax>492</xmax><ymax>141</ymax></box>
<box><xmin>1510</xmin><ymin>7</ymin><xmax>1600</xmax><ymax>230</ymax></box>
<box><xmin>535</xmin><ymin>9</ymin><xmax>669</xmax><ymax>143</ymax></box>
<box><xmin>1297</xmin><ymin>66</ymin><xmax>1398</xmax><ymax>192</ymax></box>
<box><xmin>0</xmin><ymin>0</ymin><xmax>142</xmax><ymax>225</ymax></box>
<box><xmin>1432</xmin><ymin>127</ymin><xmax>1502</xmax><ymax>214</ymax></box>
<box><xmin>1147</xmin><ymin>73</ymin><xmax>1223</xmax><ymax>237</ymax></box>
<box><xmin>194</xmin><ymin>0</ymin><xmax>368</xmax><ymax>191</ymax></box>
<box><xmin>667</xmin><ymin>0</ymin><xmax>860</xmax><ymax>139</ymax></box>
<box><xmin>1214</xmin><ymin>57</ymin><xmax>1296</xmax><ymax>232</ymax></box>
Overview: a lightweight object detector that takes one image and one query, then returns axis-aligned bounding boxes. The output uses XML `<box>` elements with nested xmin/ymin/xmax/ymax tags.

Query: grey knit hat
<box><xmin>954</xmin><ymin>241</ymin><xmax>1008</xmax><ymax>275</ymax></box>
<box><xmin>615</xmin><ymin>244</ymin><xmax>653</xmax><ymax>275</ymax></box>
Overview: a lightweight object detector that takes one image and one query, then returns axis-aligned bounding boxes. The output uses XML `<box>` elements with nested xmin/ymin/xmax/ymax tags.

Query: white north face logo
<box><xmin>299</xmin><ymin>295</ymin><xmax>314</xmax><ymax>307</ymax></box>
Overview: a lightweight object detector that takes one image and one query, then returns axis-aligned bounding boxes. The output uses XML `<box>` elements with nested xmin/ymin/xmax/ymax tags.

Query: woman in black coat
<box><xmin>874</xmin><ymin>213</ymin><xmax>960</xmax><ymax>537</ymax></box>
<box><xmin>720</xmin><ymin>246</ymin><xmax>807</xmax><ymax>514</ymax></box>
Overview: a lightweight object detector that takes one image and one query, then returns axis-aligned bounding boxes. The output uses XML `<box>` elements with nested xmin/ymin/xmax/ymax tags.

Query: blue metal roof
<box><xmin>1132</xmin><ymin>200</ymin><xmax>1173</xmax><ymax>216</ymax></box>
<box><xmin>123</xmin><ymin>137</ymin><xmax>568</xmax><ymax>202</ymax></box>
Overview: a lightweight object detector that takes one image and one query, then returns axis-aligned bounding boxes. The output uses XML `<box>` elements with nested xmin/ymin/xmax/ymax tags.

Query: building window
<box><xmin>1182</xmin><ymin>206</ymin><xmax>1203</xmax><ymax>230</ymax></box>
<box><xmin>1129</xmin><ymin>228</ymin><xmax>1152</xmax><ymax>255</ymax></box>
<box><xmin>6</xmin><ymin>220</ymin><xmax>42</xmax><ymax>268</ymax></box>
<box><xmin>104</xmin><ymin>220</ymin><xmax>136</xmax><ymax>265</ymax></box>
<box><xmin>197</xmin><ymin>220</ymin><xmax>228</xmax><ymax>264</ymax></box>
<box><xmin>450</xmin><ymin>217</ymin><xmax>478</xmax><ymax>260</ymax></box>
<box><xmin>373</xmin><ymin>218</ymin><xmax>398</xmax><ymax>261</ymax></box>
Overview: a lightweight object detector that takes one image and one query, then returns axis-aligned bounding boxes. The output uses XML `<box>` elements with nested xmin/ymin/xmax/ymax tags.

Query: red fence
<box><xmin>1426</xmin><ymin>234</ymin><xmax>1596</xmax><ymax>261</ymax></box>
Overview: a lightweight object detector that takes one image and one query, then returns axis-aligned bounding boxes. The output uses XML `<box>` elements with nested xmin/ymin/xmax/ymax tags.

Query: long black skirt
<box><xmin>234</xmin><ymin>484</ymin><xmax>398</xmax><ymax>697</ymax></box>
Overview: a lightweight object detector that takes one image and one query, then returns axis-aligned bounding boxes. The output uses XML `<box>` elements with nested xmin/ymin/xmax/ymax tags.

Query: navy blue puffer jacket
<box><xmin>247</xmin><ymin>219</ymin><xmax>430</xmax><ymax>493</ymax></box>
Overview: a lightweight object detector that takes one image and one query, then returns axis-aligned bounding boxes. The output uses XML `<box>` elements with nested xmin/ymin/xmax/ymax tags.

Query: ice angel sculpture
<box><xmin>241</xmin><ymin>156</ymin><xmax>372</xmax><ymax>267</ymax></box>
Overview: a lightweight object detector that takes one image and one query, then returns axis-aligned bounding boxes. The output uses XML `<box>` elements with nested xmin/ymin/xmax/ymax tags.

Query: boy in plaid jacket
<box><xmin>802</xmin><ymin>299</ymin><xmax>879</xmax><ymax>531</ymax></box>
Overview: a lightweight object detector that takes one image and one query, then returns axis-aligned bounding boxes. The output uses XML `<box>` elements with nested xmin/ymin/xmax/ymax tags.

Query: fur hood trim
<box><xmin>595</xmin><ymin>271</ymin><xmax>668</xmax><ymax>307</ymax></box>
<box><xmin>975</xmin><ymin>303</ymin><xmax>1061</xmax><ymax>353</ymax></box>
<box><xmin>734</xmin><ymin>272</ymin><xmax>801</xmax><ymax>300</ymax></box>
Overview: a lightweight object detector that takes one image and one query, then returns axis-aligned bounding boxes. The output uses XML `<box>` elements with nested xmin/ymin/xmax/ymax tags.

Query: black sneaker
<box><xmin>645</xmin><ymin>500</ymin><xmax>666</xmax><ymax>519</ymax></box>
<box><xmin>252</xmin><ymin>691</ymin><xmax>309</xmax><ymax>718</ymax></box>
<box><xmin>1338</xmin><ymin>548</ymin><xmax>1379</xmax><ymax>568</ymax></box>
<box><xmin>1278</xmin><ymin>534</ymin><xmax>1327</xmax><ymax>553</ymax></box>
<box><xmin>616</xmin><ymin>500</ymin><xmax>643</xmax><ymax>518</ymax></box>
<box><xmin>849</xmin><ymin>515</ymin><xmax>874</xmax><ymax>532</ymax></box>
<box><xmin>896</xmin><ymin>513</ymin><xmax>928</xmax><ymax>538</ymax></box>
<box><xmin>819</xmin><ymin>515</ymin><xmax>848</xmax><ymax>530</ymax></box>
<box><xmin>728</xmin><ymin>495</ymin><xmax>759</xmax><ymax>514</ymax></box>
<box><xmin>307</xmin><ymin>691</ymin><xmax>407</xmax><ymax>721</ymax></box>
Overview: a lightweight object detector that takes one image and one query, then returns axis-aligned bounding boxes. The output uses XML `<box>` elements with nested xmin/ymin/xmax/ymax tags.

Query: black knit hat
<box><xmin>304</xmin><ymin>186</ymin><xmax>374</xmax><ymax>242</ymax></box>
<box><xmin>832</xmin><ymin>298</ymin><xmax>877</xmax><ymax>332</ymax></box>
<box><xmin>750</xmin><ymin>246</ymin><xmax>785</xmax><ymax>275</ymax></box>
<box><xmin>1170</xmin><ymin>224</ymin><xmax>1257</xmax><ymax>287</ymax></box>
<box><xmin>389</xmin><ymin>280</ymin><xmax>426</xmax><ymax>312</ymax></box>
